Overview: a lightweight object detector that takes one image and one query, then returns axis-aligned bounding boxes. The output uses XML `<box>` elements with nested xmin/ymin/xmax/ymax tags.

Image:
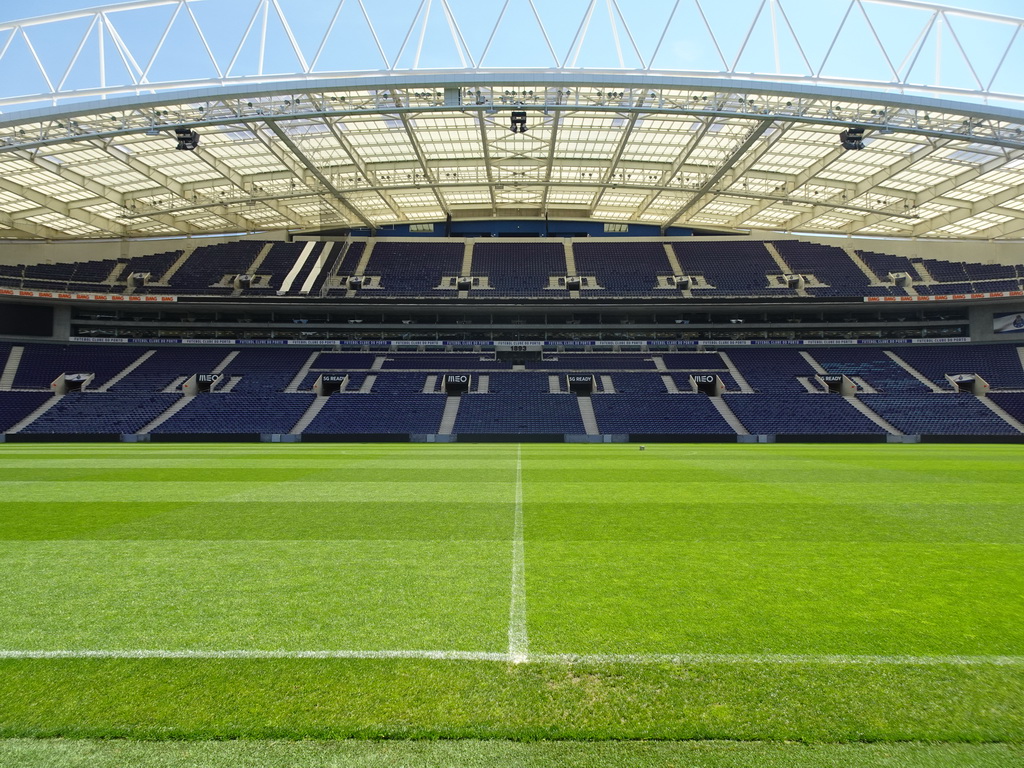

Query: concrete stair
<box><xmin>979</xmin><ymin>396</ymin><xmax>1024</xmax><ymax>433</ymax></box>
<box><xmin>845</xmin><ymin>396</ymin><xmax>902</xmax><ymax>435</ymax></box>
<box><xmin>285</xmin><ymin>351</ymin><xmax>322</xmax><ymax>393</ymax></box>
<box><xmin>438</xmin><ymin>396</ymin><xmax>461</xmax><ymax>435</ymax></box>
<box><xmin>7</xmin><ymin>395</ymin><xmax>62</xmax><ymax>434</ymax></box>
<box><xmin>0</xmin><ymin>346</ymin><xmax>24</xmax><ymax>390</ymax></box>
<box><xmin>577</xmin><ymin>395</ymin><xmax>599</xmax><ymax>435</ymax></box>
<box><xmin>709</xmin><ymin>397</ymin><xmax>749</xmax><ymax>434</ymax></box>
<box><xmin>137</xmin><ymin>397</ymin><xmax>190</xmax><ymax>434</ymax></box>
<box><xmin>95</xmin><ymin>350</ymin><xmax>155</xmax><ymax>392</ymax></box>
<box><xmin>290</xmin><ymin>396</ymin><xmax>329</xmax><ymax>434</ymax></box>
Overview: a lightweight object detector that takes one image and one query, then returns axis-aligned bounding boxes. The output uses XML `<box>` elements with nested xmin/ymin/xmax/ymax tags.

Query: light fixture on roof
<box><xmin>174</xmin><ymin>127</ymin><xmax>200</xmax><ymax>151</ymax></box>
<box><xmin>839</xmin><ymin>127</ymin><xmax>865</xmax><ymax>150</ymax></box>
<box><xmin>144</xmin><ymin>126</ymin><xmax>161</xmax><ymax>136</ymax></box>
<box><xmin>510</xmin><ymin>111</ymin><xmax>527</xmax><ymax>134</ymax></box>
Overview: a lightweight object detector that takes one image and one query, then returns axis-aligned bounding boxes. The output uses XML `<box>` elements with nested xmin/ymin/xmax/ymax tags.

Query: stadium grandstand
<box><xmin>0</xmin><ymin>0</ymin><xmax>1022</xmax><ymax>443</ymax></box>
<box><xmin>1</xmin><ymin>2</ymin><xmax>1023</xmax><ymax>765</ymax></box>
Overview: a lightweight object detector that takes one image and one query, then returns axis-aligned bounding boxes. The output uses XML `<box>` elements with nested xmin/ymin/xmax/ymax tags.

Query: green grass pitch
<box><xmin>0</xmin><ymin>442</ymin><xmax>1021</xmax><ymax>764</ymax></box>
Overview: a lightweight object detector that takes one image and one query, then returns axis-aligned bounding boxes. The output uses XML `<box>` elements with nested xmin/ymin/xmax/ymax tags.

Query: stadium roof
<box><xmin>3</xmin><ymin>0</ymin><xmax>1024</xmax><ymax>241</ymax></box>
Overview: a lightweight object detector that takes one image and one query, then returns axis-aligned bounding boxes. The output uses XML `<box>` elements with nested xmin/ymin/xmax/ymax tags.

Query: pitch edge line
<box><xmin>508</xmin><ymin>443</ymin><xmax>528</xmax><ymax>664</ymax></box>
<box><xmin>0</xmin><ymin>650</ymin><xmax>1021</xmax><ymax>665</ymax></box>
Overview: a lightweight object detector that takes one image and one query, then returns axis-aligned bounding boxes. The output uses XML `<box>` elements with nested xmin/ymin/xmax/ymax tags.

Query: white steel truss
<box><xmin>2</xmin><ymin>0</ymin><xmax>1024</xmax><ymax>111</ymax></box>
<box><xmin>0</xmin><ymin>2</ymin><xmax>1023</xmax><ymax>240</ymax></box>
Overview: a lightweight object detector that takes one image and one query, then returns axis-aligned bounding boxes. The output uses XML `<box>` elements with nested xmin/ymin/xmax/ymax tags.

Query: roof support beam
<box><xmin>666</xmin><ymin>119</ymin><xmax>773</xmax><ymax>227</ymax></box>
<box><xmin>540</xmin><ymin>108</ymin><xmax>563</xmax><ymax>213</ymax></box>
<box><xmin>591</xmin><ymin>108</ymin><xmax>643</xmax><ymax>214</ymax></box>
<box><xmin>89</xmin><ymin>138</ymin><xmax>254</xmax><ymax>233</ymax></box>
<box><xmin>477</xmin><ymin>111</ymin><xmax>497</xmax><ymax>215</ymax></box>
<box><xmin>634</xmin><ymin>115</ymin><xmax>718</xmax><ymax>219</ymax></box>
<box><xmin>396</xmin><ymin>112</ymin><xmax>448</xmax><ymax>217</ymax></box>
<box><xmin>320</xmin><ymin>117</ymin><xmax>404</xmax><ymax>220</ymax></box>
<box><xmin>261</xmin><ymin>121</ymin><xmax>374</xmax><ymax>229</ymax></box>
<box><xmin>0</xmin><ymin>173</ymin><xmax>123</xmax><ymax>236</ymax></box>
<box><xmin>189</xmin><ymin>145</ymin><xmax>306</xmax><ymax>228</ymax></box>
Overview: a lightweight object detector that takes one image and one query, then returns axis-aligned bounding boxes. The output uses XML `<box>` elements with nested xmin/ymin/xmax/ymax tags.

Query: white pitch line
<box><xmin>508</xmin><ymin>443</ymin><xmax>528</xmax><ymax>664</ymax></box>
<box><xmin>0</xmin><ymin>649</ymin><xmax>1021</xmax><ymax>665</ymax></box>
<box><xmin>0</xmin><ymin>649</ymin><xmax>508</xmax><ymax>661</ymax></box>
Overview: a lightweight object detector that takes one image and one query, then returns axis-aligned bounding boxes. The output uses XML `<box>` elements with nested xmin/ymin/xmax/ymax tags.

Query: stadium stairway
<box><xmin>577</xmin><ymin>396</ymin><xmax>599</xmax><ymax>435</ymax></box>
<box><xmin>290</xmin><ymin>396</ymin><xmax>329</xmax><ymax>435</ymax></box>
<box><xmin>0</xmin><ymin>346</ymin><xmax>23</xmax><ymax>390</ymax></box>
<box><xmin>94</xmin><ymin>350</ymin><xmax>156</xmax><ymax>392</ymax></box>
<box><xmin>709</xmin><ymin>397</ymin><xmax>748</xmax><ymax>434</ymax></box>
<box><xmin>285</xmin><ymin>351</ymin><xmax>323</xmax><ymax>392</ymax></box>
<box><xmin>137</xmin><ymin>396</ymin><xmax>189</xmax><ymax>434</ymax></box>
<box><xmin>278</xmin><ymin>242</ymin><xmax>317</xmax><ymax>294</ymax></box>
<box><xmin>299</xmin><ymin>242</ymin><xmax>334</xmax><ymax>295</ymax></box>
<box><xmin>7</xmin><ymin>395</ymin><xmax>63</xmax><ymax>434</ymax></box>
<box><xmin>148</xmin><ymin>245</ymin><xmax>197</xmax><ymax>287</ymax></box>
<box><xmin>718</xmin><ymin>352</ymin><xmax>754</xmax><ymax>392</ymax></box>
<box><xmin>883</xmin><ymin>351</ymin><xmax>949</xmax><ymax>392</ymax></box>
<box><xmin>978</xmin><ymin>397</ymin><xmax>1024</xmax><ymax>433</ymax></box>
<box><xmin>438</xmin><ymin>396</ymin><xmax>460</xmax><ymax>435</ymax></box>
<box><xmin>845</xmin><ymin>396</ymin><xmax>901</xmax><ymax>434</ymax></box>
<box><xmin>212</xmin><ymin>351</ymin><xmax>239</xmax><ymax>374</ymax></box>
<box><xmin>844</xmin><ymin>246</ymin><xmax>886</xmax><ymax>285</ymax></box>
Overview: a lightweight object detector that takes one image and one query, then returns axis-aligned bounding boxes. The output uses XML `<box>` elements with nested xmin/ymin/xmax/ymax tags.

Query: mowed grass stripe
<box><xmin>0</xmin><ymin>658</ymin><xmax>1021</xmax><ymax>741</ymax></box>
<box><xmin>0</xmin><ymin>541</ymin><xmax>511</xmax><ymax>652</ymax></box>
<box><xmin>0</xmin><ymin>502</ymin><xmax>514</xmax><ymax>540</ymax></box>
<box><xmin>2</xmin><ymin>739</ymin><xmax>1020</xmax><ymax>768</ymax></box>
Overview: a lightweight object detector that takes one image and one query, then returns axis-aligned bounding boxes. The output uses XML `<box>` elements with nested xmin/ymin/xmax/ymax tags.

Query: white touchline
<box><xmin>0</xmin><ymin>649</ymin><xmax>1020</xmax><ymax>665</ymax></box>
<box><xmin>508</xmin><ymin>443</ymin><xmax>528</xmax><ymax>664</ymax></box>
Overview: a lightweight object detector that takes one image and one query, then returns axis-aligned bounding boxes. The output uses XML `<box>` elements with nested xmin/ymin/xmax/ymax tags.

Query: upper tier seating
<box><xmin>857</xmin><ymin>251</ymin><xmax>916</xmax><ymax>292</ymax></box>
<box><xmin>572</xmin><ymin>241</ymin><xmax>671</xmax><ymax>295</ymax></box>
<box><xmin>471</xmin><ymin>241</ymin><xmax>566</xmax><ymax>296</ymax></box>
<box><xmin>1</xmin><ymin>237</ymin><xmax>1020</xmax><ymax>300</ymax></box>
<box><xmin>162</xmin><ymin>241</ymin><xmax>265</xmax><ymax>294</ymax></box>
<box><xmin>363</xmin><ymin>242</ymin><xmax>462</xmax><ymax>295</ymax></box>
<box><xmin>771</xmin><ymin>241</ymin><xmax>887</xmax><ymax>297</ymax></box>
<box><xmin>672</xmin><ymin>241</ymin><xmax>784</xmax><ymax>296</ymax></box>
<box><xmin>321</xmin><ymin>242</ymin><xmax>366</xmax><ymax>295</ymax></box>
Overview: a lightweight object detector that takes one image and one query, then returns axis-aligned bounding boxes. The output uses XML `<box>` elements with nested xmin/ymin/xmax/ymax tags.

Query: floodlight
<box><xmin>839</xmin><ymin>127</ymin><xmax>865</xmax><ymax>151</ymax></box>
<box><xmin>174</xmin><ymin>128</ymin><xmax>200</xmax><ymax>151</ymax></box>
